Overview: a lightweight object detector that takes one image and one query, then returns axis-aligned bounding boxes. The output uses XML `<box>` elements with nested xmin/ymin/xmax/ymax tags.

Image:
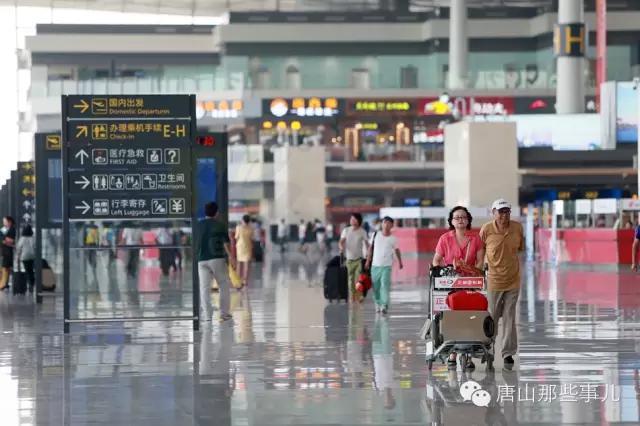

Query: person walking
<box><xmin>15</xmin><ymin>225</ymin><xmax>35</xmax><ymax>293</ymax></box>
<box><xmin>339</xmin><ymin>213</ymin><xmax>370</xmax><ymax>303</ymax></box>
<box><xmin>480</xmin><ymin>199</ymin><xmax>524</xmax><ymax>369</ymax></box>
<box><xmin>197</xmin><ymin>202</ymin><xmax>236</xmax><ymax>323</ymax></box>
<box><xmin>315</xmin><ymin>219</ymin><xmax>327</xmax><ymax>255</ymax></box>
<box><xmin>234</xmin><ymin>215</ymin><xmax>253</xmax><ymax>286</ymax></box>
<box><xmin>325</xmin><ymin>221</ymin><xmax>334</xmax><ymax>252</ymax></box>
<box><xmin>0</xmin><ymin>216</ymin><xmax>16</xmax><ymax>290</ymax></box>
<box><xmin>277</xmin><ymin>219</ymin><xmax>288</xmax><ymax>253</ymax></box>
<box><xmin>298</xmin><ymin>219</ymin><xmax>306</xmax><ymax>248</ymax></box>
<box><xmin>631</xmin><ymin>217</ymin><xmax>640</xmax><ymax>272</ymax></box>
<box><xmin>365</xmin><ymin>216</ymin><xmax>403</xmax><ymax>315</ymax></box>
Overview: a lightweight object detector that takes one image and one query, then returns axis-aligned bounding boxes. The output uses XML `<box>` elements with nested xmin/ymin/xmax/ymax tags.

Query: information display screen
<box><xmin>195</xmin><ymin>158</ymin><xmax>217</xmax><ymax>220</ymax></box>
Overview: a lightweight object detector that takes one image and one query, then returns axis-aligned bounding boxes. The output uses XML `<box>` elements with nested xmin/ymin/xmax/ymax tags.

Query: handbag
<box><xmin>212</xmin><ymin>263</ymin><xmax>244</xmax><ymax>290</ymax></box>
<box><xmin>228</xmin><ymin>263</ymin><xmax>243</xmax><ymax>289</ymax></box>
<box><xmin>454</xmin><ymin>238</ymin><xmax>483</xmax><ymax>277</ymax></box>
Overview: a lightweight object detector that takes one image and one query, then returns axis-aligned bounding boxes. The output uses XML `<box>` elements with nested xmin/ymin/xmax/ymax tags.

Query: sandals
<box><xmin>219</xmin><ymin>314</ymin><xmax>233</xmax><ymax>323</ymax></box>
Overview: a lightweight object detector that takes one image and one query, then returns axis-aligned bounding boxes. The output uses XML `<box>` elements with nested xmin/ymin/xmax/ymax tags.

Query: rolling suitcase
<box><xmin>323</xmin><ymin>255</ymin><xmax>348</xmax><ymax>302</ymax></box>
<box><xmin>12</xmin><ymin>266</ymin><xmax>27</xmax><ymax>295</ymax></box>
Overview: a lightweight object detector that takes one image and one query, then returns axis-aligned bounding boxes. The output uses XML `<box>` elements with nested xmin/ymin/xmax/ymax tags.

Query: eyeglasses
<box><xmin>452</xmin><ymin>216</ymin><xmax>468</xmax><ymax>221</ymax></box>
<box><xmin>497</xmin><ymin>209</ymin><xmax>511</xmax><ymax>215</ymax></box>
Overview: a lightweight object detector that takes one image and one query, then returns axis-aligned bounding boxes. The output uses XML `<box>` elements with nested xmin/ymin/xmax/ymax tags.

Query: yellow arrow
<box><xmin>22</xmin><ymin>188</ymin><xmax>34</xmax><ymax>197</ymax></box>
<box><xmin>76</xmin><ymin>125</ymin><xmax>88</xmax><ymax>138</ymax></box>
<box><xmin>73</xmin><ymin>99</ymin><xmax>89</xmax><ymax>113</ymax></box>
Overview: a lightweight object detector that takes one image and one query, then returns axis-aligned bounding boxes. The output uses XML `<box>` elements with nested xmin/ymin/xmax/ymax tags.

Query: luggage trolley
<box><xmin>424</xmin><ymin>267</ymin><xmax>495</xmax><ymax>371</ymax></box>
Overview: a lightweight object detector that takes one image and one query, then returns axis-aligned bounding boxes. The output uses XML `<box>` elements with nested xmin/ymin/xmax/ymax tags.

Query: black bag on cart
<box><xmin>323</xmin><ymin>255</ymin><xmax>348</xmax><ymax>302</ymax></box>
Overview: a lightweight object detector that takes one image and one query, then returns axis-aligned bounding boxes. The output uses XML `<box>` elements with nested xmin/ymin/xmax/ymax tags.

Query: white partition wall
<box><xmin>273</xmin><ymin>145</ymin><xmax>326</xmax><ymax>224</ymax></box>
<box><xmin>444</xmin><ymin>121</ymin><xmax>518</xmax><ymax>210</ymax></box>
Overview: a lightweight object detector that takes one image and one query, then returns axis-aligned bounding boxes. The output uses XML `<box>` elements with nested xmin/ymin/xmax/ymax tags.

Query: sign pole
<box><xmin>61</xmin><ymin>98</ymin><xmax>71</xmax><ymax>334</ymax></box>
<box><xmin>190</xmin><ymin>95</ymin><xmax>200</xmax><ymax>332</ymax></box>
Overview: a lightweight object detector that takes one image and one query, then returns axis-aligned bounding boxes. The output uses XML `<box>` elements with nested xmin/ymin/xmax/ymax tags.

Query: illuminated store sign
<box><xmin>265</xmin><ymin>97</ymin><xmax>341</xmax><ymax>118</ymax></box>
<box><xmin>349</xmin><ymin>99</ymin><xmax>413</xmax><ymax>114</ymax></box>
<box><xmin>350</xmin><ymin>100</ymin><xmax>413</xmax><ymax>113</ymax></box>
<box><xmin>418</xmin><ymin>96</ymin><xmax>514</xmax><ymax>117</ymax></box>
<box><xmin>196</xmin><ymin>99</ymin><xmax>243</xmax><ymax>119</ymax></box>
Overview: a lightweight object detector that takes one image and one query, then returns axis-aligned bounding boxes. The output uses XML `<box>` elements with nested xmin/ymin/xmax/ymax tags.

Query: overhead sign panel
<box><xmin>66</xmin><ymin>120</ymin><xmax>191</xmax><ymax>144</ymax></box>
<box><xmin>64</xmin><ymin>95</ymin><xmax>191</xmax><ymax>119</ymax></box>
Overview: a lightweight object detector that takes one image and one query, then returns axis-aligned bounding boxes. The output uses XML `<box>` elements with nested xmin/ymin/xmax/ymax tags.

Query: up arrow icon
<box><xmin>75</xmin><ymin>149</ymin><xmax>89</xmax><ymax>165</ymax></box>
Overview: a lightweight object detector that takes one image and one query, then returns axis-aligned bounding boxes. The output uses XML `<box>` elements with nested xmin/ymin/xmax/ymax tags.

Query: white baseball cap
<box><xmin>491</xmin><ymin>199</ymin><xmax>512</xmax><ymax>211</ymax></box>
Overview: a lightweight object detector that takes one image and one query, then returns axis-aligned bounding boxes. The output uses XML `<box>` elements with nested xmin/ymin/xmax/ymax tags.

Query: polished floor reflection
<box><xmin>0</xmin><ymin>246</ymin><xmax>639</xmax><ymax>425</ymax></box>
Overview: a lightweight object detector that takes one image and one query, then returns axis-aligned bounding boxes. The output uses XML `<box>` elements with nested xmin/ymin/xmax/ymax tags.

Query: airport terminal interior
<box><xmin>0</xmin><ymin>0</ymin><xmax>639</xmax><ymax>424</ymax></box>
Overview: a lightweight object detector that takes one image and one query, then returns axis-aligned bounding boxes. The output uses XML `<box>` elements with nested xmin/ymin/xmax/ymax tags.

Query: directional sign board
<box><xmin>66</xmin><ymin>120</ymin><xmax>191</xmax><ymax>144</ymax></box>
<box><xmin>17</xmin><ymin>161</ymin><xmax>35</xmax><ymax>230</ymax></box>
<box><xmin>65</xmin><ymin>95</ymin><xmax>191</xmax><ymax>119</ymax></box>
<box><xmin>62</xmin><ymin>94</ymin><xmax>194</xmax><ymax>220</ymax></box>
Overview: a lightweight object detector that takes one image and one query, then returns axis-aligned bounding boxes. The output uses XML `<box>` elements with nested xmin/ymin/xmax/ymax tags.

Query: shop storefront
<box><xmin>195</xmin><ymin>97</ymin><xmax>261</xmax><ymax>145</ymax></box>
<box><xmin>256</xmin><ymin>97</ymin><xmax>341</xmax><ymax>147</ymax></box>
<box><xmin>337</xmin><ymin>98</ymin><xmax>426</xmax><ymax>162</ymax></box>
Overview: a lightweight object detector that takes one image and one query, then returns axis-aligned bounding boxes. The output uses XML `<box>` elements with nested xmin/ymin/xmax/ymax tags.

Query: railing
<box><xmin>227</xmin><ymin>144</ymin><xmax>443</xmax><ymax>164</ymax></box>
<box><xmin>31</xmin><ymin>74</ymin><xmax>247</xmax><ymax>97</ymax></box>
<box><xmin>326</xmin><ymin>144</ymin><xmax>443</xmax><ymax>162</ymax></box>
<box><xmin>31</xmin><ymin>67</ymin><xmax>602</xmax><ymax>98</ymax></box>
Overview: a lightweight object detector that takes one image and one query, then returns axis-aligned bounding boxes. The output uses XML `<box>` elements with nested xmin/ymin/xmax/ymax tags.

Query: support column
<box><xmin>273</xmin><ymin>145</ymin><xmax>326</xmax><ymax>225</ymax></box>
<box><xmin>448</xmin><ymin>0</ymin><xmax>468</xmax><ymax>89</ymax></box>
<box><xmin>555</xmin><ymin>0</ymin><xmax>586</xmax><ymax>113</ymax></box>
<box><xmin>444</xmin><ymin>121</ymin><xmax>518</xmax><ymax>210</ymax></box>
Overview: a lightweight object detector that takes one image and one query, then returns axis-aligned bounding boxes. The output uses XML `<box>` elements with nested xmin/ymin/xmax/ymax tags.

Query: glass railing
<box><xmin>326</xmin><ymin>144</ymin><xmax>443</xmax><ymax>162</ymax></box>
<box><xmin>33</xmin><ymin>74</ymin><xmax>247</xmax><ymax>97</ymax></box>
<box><xmin>32</xmin><ymin>69</ymin><xmax>599</xmax><ymax>98</ymax></box>
<box><xmin>227</xmin><ymin>144</ymin><xmax>443</xmax><ymax>164</ymax></box>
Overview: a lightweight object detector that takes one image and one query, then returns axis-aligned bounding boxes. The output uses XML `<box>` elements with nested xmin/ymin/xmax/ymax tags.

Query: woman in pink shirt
<box><xmin>433</xmin><ymin>206</ymin><xmax>484</xmax><ymax>269</ymax></box>
<box><xmin>432</xmin><ymin>206</ymin><xmax>485</xmax><ymax>369</ymax></box>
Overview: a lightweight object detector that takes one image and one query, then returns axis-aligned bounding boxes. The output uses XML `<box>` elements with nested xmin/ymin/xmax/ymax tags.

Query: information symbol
<box><xmin>164</xmin><ymin>148</ymin><xmax>180</xmax><ymax>164</ymax></box>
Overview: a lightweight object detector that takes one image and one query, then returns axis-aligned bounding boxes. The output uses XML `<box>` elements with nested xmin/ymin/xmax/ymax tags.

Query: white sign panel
<box><xmin>553</xmin><ymin>200</ymin><xmax>565</xmax><ymax>216</ymax></box>
<box><xmin>575</xmin><ymin>199</ymin><xmax>593</xmax><ymax>215</ymax></box>
<box><xmin>621</xmin><ymin>198</ymin><xmax>640</xmax><ymax>211</ymax></box>
<box><xmin>593</xmin><ymin>198</ymin><xmax>618</xmax><ymax>214</ymax></box>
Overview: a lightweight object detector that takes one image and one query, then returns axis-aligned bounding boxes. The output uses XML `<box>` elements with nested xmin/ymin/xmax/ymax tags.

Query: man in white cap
<box><xmin>479</xmin><ymin>198</ymin><xmax>524</xmax><ymax>369</ymax></box>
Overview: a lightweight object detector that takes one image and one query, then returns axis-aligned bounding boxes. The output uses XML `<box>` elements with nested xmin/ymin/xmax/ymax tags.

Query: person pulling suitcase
<box><xmin>339</xmin><ymin>213</ymin><xmax>370</xmax><ymax>303</ymax></box>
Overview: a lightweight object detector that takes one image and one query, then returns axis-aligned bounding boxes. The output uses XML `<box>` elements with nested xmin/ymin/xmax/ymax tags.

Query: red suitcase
<box><xmin>446</xmin><ymin>290</ymin><xmax>488</xmax><ymax>311</ymax></box>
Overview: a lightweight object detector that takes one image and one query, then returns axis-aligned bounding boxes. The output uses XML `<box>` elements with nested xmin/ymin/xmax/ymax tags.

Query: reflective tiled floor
<box><xmin>1</xmin><ymin>244</ymin><xmax>639</xmax><ymax>425</ymax></box>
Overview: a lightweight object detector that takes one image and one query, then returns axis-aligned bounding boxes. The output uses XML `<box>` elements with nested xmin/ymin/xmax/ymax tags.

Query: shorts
<box><xmin>2</xmin><ymin>252</ymin><xmax>13</xmax><ymax>268</ymax></box>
